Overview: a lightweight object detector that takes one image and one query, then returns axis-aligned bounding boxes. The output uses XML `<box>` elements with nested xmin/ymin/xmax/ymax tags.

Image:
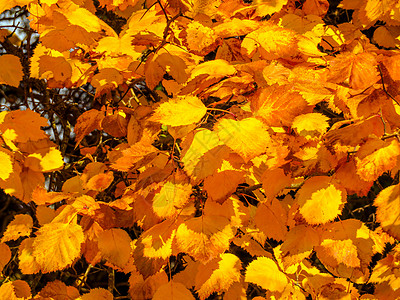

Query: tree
<box><xmin>1</xmin><ymin>0</ymin><xmax>400</xmax><ymax>298</ymax></box>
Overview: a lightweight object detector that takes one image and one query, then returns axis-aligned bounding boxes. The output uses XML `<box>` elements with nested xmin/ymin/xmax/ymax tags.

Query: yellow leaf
<box><xmin>292</xmin><ymin>113</ymin><xmax>330</xmax><ymax>139</ymax></box>
<box><xmin>1</xmin><ymin>214</ymin><xmax>33</xmax><ymax>243</ymax></box>
<box><xmin>0</xmin><ymin>149</ymin><xmax>13</xmax><ymax>181</ymax></box>
<box><xmin>175</xmin><ymin>215</ymin><xmax>234</xmax><ymax>263</ymax></box>
<box><xmin>181</xmin><ymin>129</ymin><xmax>223</xmax><ymax>179</ymax></box>
<box><xmin>355</xmin><ymin>139</ymin><xmax>400</xmax><ymax>182</ymax></box>
<box><xmin>297</xmin><ymin>176</ymin><xmax>346</xmax><ymax>225</ymax></box>
<box><xmin>18</xmin><ymin>238</ymin><xmax>41</xmax><ymax>274</ymax></box>
<box><xmin>32</xmin><ymin>223</ymin><xmax>84</xmax><ymax>273</ymax></box>
<box><xmin>214</xmin><ymin>117</ymin><xmax>271</xmax><ymax>162</ymax></box>
<box><xmin>245</xmin><ymin>257</ymin><xmax>288</xmax><ymax>293</ymax></box>
<box><xmin>0</xmin><ymin>280</ymin><xmax>31</xmax><ymax>300</ymax></box>
<box><xmin>196</xmin><ymin>253</ymin><xmax>241</xmax><ymax>300</ymax></box>
<box><xmin>149</xmin><ymin>96</ymin><xmax>207</xmax><ymax>126</ymax></box>
<box><xmin>98</xmin><ymin>228</ymin><xmax>131</xmax><ymax>268</ymax></box>
<box><xmin>241</xmin><ymin>23</ymin><xmax>298</xmax><ymax>60</ymax></box>
<box><xmin>152</xmin><ymin>181</ymin><xmax>192</xmax><ymax>218</ymax></box>
<box><xmin>0</xmin><ymin>0</ymin><xmax>32</xmax><ymax>14</ymax></box>
<box><xmin>375</xmin><ymin>184</ymin><xmax>400</xmax><ymax>239</ymax></box>
<box><xmin>0</xmin><ymin>54</ymin><xmax>23</xmax><ymax>87</ymax></box>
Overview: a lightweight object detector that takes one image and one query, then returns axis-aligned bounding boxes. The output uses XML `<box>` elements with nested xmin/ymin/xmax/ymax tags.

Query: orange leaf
<box><xmin>85</xmin><ymin>171</ymin><xmax>114</xmax><ymax>192</ymax></box>
<box><xmin>245</xmin><ymin>257</ymin><xmax>288</xmax><ymax>293</ymax></box>
<box><xmin>297</xmin><ymin>176</ymin><xmax>346</xmax><ymax>225</ymax></box>
<box><xmin>251</xmin><ymin>85</ymin><xmax>309</xmax><ymax>127</ymax></box>
<box><xmin>32</xmin><ymin>222</ymin><xmax>84</xmax><ymax>273</ymax></box>
<box><xmin>37</xmin><ymin>280</ymin><xmax>80</xmax><ymax>299</ymax></box>
<box><xmin>276</xmin><ymin>225</ymin><xmax>320</xmax><ymax>271</ymax></box>
<box><xmin>175</xmin><ymin>215</ymin><xmax>235</xmax><ymax>263</ymax></box>
<box><xmin>0</xmin><ymin>243</ymin><xmax>11</xmax><ymax>272</ymax></box>
<box><xmin>0</xmin><ymin>54</ymin><xmax>23</xmax><ymax>87</ymax></box>
<box><xmin>153</xmin><ymin>281</ymin><xmax>195</xmax><ymax>300</ymax></box>
<box><xmin>0</xmin><ymin>109</ymin><xmax>48</xmax><ymax>143</ymax></box>
<box><xmin>152</xmin><ymin>181</ymin><xmax>192</xmax><ymax>218</ymax></box>
<box><xmin>97</xmin><ymin>228</ymin><xmax>131</xmax><ymax>268</ymax></box>
<box><xmin>133</xmin><ymin>219</ymin><xmax>177</xmax><ymax>278</ymax></box>
<box><xmin>315</xmin><ymin>219</ymin><xmax>377</xmax><ymax>282</ymax></box>
<box><xmin>18</xmin><ymin>238</ymin><xmax>41</xmax><ymax>274</ymax></box>
<box><xmin>0</xmin><ymin>280</ymin><xmax>31</xmax><ymax>300</ymax></box>
<box><xmin>180</xmin><ymin>129</ymin><xmax>224</xmax><ymax>180</ymax></box>
<box><xmin>74</xmin><ymin>109</ymin><xmax>105</xmax><ymax>146</ymax></box>
<box><xmin>1</xmin><ymin>214</ymin><xmax>33</xmax><ymax>243</ymax></box>
<box><xmin>128</xmin><ymin>269</ymin><xmax>168</xmax><ymax>300</ymax></box>
<box><xmin>254</xmin><ymin>199</ymin><xmax>288</xmax><ymax>241</ymax></box>
<box><xmin>149</xmin><ymin>96</ymin><xmax>207</xmax><ymax>126</ymax></box>
<box><xmin>355</xmin><ymin>138</ymin><xmax>400</xmax><ymax>182</ymax></box>
<box><xmin>195</xmin><ymin>253</ymin><xmax>242</xmax><ymax>300</ymax></box>
<box><xmin>80</xmin><ymin>288</ymin><xmax>113</xmax><ymax>300</ymax></box>
<box><xmin>203</xmin><ymin>164</ymin><xmax>245</xmax><ymax>203</ymax></box>
<box><xmin>327</xmin><ymin>52</ymin><xmax>379</xmax><ymax>90</ymax></box>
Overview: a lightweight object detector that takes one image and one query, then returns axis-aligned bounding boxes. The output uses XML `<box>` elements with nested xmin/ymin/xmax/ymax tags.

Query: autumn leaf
<box><xmin>0</xmin><ymin>54</ymin><xmax>23</xmax><ymax>87</ymax></box>
<box><xmin>175</xmin><ymin>215</ymin><xmax>235</xmax><ymax>263</ymax></box>
<box><xmin>195</xmin><ymin>253</ymin><xmax>242</xmax><ymax>300</ymax></box>
<box><xmin>80</xmin><ymin>288</ymin><xmax>113</xmax><ymax>300</ymax></box>
<box><xmin>0</xmin><ymin>109</ymin><xmax>48</xmax><ymax>144</ymax></box>
<box><xmin>1</xmin><ymin>214</ymin><xmax>33</xmax><ymax>243</ymax></box>
<box><xmin>74</xmin><ymin>109</ymin><xmax>105</xmax><ymax>146</ymax></box>
<box><xmin>374</xmin><ymin>184</ymin><xmax>400</xmax><ymax>239</ymax></box>
<box><xmin>251</xmin><ymin>84</ymin><xmax>309</xmax><ymax>127</ymax></box>
<box><xmin>297</xmin><ymin>176</ymin><xmax>347</xmax><ymax>225</ymax></box>
<box><xmin>245</xmin><ymin>257</ymin><xmax>288</xmax><ymax>293</ymax></box>
<box><xmin>254</xmin><ymin>199</ymin><xmax>288</xmax><ymax>241</ymax></box>
<box><xmin>37</xmin><ymin>280</ymin><xmax>80</xmax><ymax>300</ymax></box>
<box><xmin>32</xmin><ymin>222</ymin><xmax>84</xmax><ymax>273</ymax></box>
<box><xmin>0</xmin><ymin>149</ymin><xmax>13</xmax><ymax>181</ymax></box>
<box><xmin>355</xmin><ymin>138</ymin><xmax>400</xmax><ymax>182</ymax></box>
<box><xmin>97</xmin><ymin>228</ymin><xmax>132</xmax><ymax>268</ymax></box>
<box><xmin>214</xmin><ymin>117</ymin><xmax>271</xmax><ymax>162</ymax></box>
<box><xmin>149</xmin><ymin>96</ymin><xmax>207</xmax><ymax>126</ymax></box>
<box><xmin>0</xmin><ymin>280</ymin><xmax>31</xmax><ymax>300</ymax></box>
<box><xmin>327</xmin><ymin>52</ymin><xmax>379</xmax><ymax>90</ymax></box>
<box><xmin>0</xmin><ymin>243</ymin><xmax>11</xmax><ymax>272</ymax></box>
<box><xmin>153</xmin><ymin>281</ymin><xmax>195</xmax><ymax>300</ymax></box>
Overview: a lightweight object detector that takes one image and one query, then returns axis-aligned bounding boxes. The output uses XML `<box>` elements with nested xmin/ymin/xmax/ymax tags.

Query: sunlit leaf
<box><xmin>32</xmin><ymin>222</ymin><xmax>84</xmax><ymax>273</ymax></box>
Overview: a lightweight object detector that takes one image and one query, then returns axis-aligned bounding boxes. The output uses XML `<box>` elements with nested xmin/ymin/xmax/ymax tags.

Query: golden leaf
<box><xmin>1</xmin><ymin>214</ymin><xmax>33</xmax><ymax>243</ymax></box>
<box><xmin>149</xmin><ymin>96</ymin><xmax>207</xmax><ymax>126</ymax></box>
<box><xmin>32</xmin><ymin>222</ymin><xmax>84</xmax><ymax>273</ymax></box>
<box><xmin>0</xmin><ymin>149</ymin><xmax>13</xmax><ymax>181</ymax></box>
<box><xmin>195</xmin><ymin>253</ymin><xmax>242</xmax><ymax>300</ymax></box>
<box><xmin>214</xmin><ymin>117</ymin><xmax>271</xmax><ymax>162</ymax></box>
<box><xmin>245</xmin><ymin>257</ymin><xmax>288</xmax><ymax>293</ymax></box>
<box><xmin>375</xmin><ymin>184</ymin><xmax>400</xmax><ymax>239</ymax></box>
<box><xmin>175</xmin><ymin>215</ymin><xmax>234</xmax><ymax>263</ymax></box>
<box><xmin>297</xmin><ymin>176</ymin><xmax>346</xmax><ymax>225</ymax></box>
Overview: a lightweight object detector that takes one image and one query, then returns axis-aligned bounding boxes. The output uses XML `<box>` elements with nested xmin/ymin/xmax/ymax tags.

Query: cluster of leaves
<box><xmin>2</xmin><ymin>0</ymin><xmax>400</xmax><ymax>299</ymax></box>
